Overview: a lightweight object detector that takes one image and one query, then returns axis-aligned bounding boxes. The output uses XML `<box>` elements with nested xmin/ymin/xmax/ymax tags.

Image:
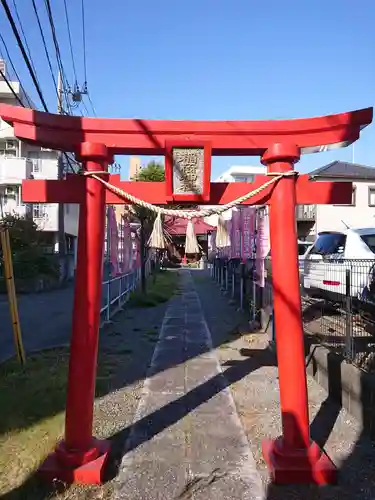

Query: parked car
<box><xmin>263</xmin><ymin>240</ymin><xmax>312</xmax><ymax>281</ymax></box>
<box><xmin>298</xmin><ymin>240</ymin><xmax>313</xmax><ymax>272</ymax></box>
<box><xmin>298</xmin><ymin>240</ymin><xmax>313</xmax><ymax>257</ymax></box>
<box><xmin>301</xmin><ymin>228</ymin><xmax>375</xmax><ymax>301</ymax></box>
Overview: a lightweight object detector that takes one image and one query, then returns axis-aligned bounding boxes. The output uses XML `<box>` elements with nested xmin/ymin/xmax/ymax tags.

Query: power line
<box><xmin>63</xmin><ymin>0</ymin><xmax>78</xmax><ymax>84</ymax></box>
<box><xmin>0</xmin><ymin>33</ymin><xmax>33</xmax><ymax>108</ymax></box>
<box><xmin>87</xmin><ymin>93</ymin><xmax>97</xmax><ymax>117</ymax></box>
<box><xmin>43</xmin><ymin>0</ymin><xmax>72</xmax><ymax>114</ymax></box>
<box><xmin>1</xmin><ymin>0</ymin><xmax>49</xmax><ymax>111</ymax></box>
<box><xmin>10</xmin><ymin>0</ymin><xmax>39</xmax><ymax>84</ymax></box>
<box><xmin>0</xmin><ymin>66</ymin><xmax>23</xmax><ymax>106</ymax></box>
<box><xmin>0</xmin><ymin>66</ymin><xmax>77</xmax><ymax>173</ymax></box>
<box><xmin>80</xmin><ymin>99</ymin><xmax>89</xmax><ymax>116</ymax></box>
<box><xmin>1</xmin><ymin>0</ymin><xmax>82</xmax><ymax>171</ymax></box>
<box><xmin>81</xmin><ymin>0</ymin><xmax>87</xmax><ymax>84</ymax></box>
<box><xmin>31</xmin><ymin>0</ymin><xmax>59</xmax><ymax>100</ymax></box>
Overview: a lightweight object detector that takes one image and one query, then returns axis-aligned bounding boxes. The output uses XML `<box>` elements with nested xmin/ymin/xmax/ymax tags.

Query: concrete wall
<box><xmin>306</xmin><ymin>344</ymin><xmax>375</xmax><ymax>438</ymax></box>
<box><xmin>316</xmin><ymin>181</ymin><xmax>375</xmax><ymax>233</ymax></box>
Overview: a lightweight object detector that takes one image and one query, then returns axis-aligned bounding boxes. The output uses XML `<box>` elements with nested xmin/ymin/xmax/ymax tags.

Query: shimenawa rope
<box><xmin>81</xmin><ymin>170</ymin><xmax>297</xmax><ymax>250</ymax></box>
<box><xmin>82</xmin><ymin>170</ymin><xmax>297</xmax><ymax>219</ymax></box>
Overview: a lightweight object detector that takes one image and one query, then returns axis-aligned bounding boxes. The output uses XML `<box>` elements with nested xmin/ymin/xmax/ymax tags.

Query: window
<box><xmin>30</xmin><ymin>159</ymin><xmax>42</xmax><ymax>173</ymax></box>
<box><xmin>0</xmin><ymin>145</ymin><xmax>16</xmax><ymax>157</ymax></box>
<box><xmin>298</xmin><ymin>242</ymin><xmax>311</xmax><ymax>256</ymax></box>
<box><xmin>33</xmin><ymin>203</ymin><xmax>45</xmax><ymax>219</ymax></box>
<box><xmin>233</xmin><ymin>175</ymin><xmax>255</xmax><ymax>183</ymax></box>
<box><xmin>6</xmin><ymin>140</ymin><xmax>16</xmax><ymax>149</ymax></box>
<box><xmin>310</xmin><ymin>232</ymin><xmax>347</xmax><ymax>256</ymax></box>
<box><xmin>4</xmin><ymin>185</ymin><xmax>20</xmax><ymax>205</ymax></box>
<box><xmin>368</xmin><ymin>187</ymin><xmax>375</xmax><ymax>207</ymax></box>
<box><xmin>360</xmin><ymin>234</ymin><xmax>375</xmax><ymax>254</ymax></box>
<box><xmin>4</xmin><ymin>150</ymin><xmax>16</xmax><ymax>158</ymax></box>
<box><xmin>28</xmin><ymin>151</ymin><xmax>42</xmax><ymax>173</ymax></box>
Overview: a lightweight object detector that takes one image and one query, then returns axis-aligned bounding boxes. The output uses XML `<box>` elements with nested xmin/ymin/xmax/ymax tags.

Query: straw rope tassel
<box><xmin>185</xmin><ymin>218</ymin><xmax>200</xmax><ymax>254</ymax></box>
<box><xmin>148</xmin><ymin>212</ymin><xmax>167</xmax><ymax>249</ymax></box>
<box><xmin>216</xmin><ymin>215</ymin><xmax>230</xmax><ymax>248</ymax></box>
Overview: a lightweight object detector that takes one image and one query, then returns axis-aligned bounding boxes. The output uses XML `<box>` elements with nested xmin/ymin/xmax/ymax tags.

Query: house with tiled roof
<box><xmin>299</xmin><ymin>161</ymin><xmax>375</xmax><ymax>239</ymax></box>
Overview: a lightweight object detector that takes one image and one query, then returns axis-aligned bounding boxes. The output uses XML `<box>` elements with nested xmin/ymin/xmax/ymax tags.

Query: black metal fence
<box><xmin>210</xmin><ymin>257</ymin><xmax>375</xmax><ymax>373</ymax></box>
<box><xmin>300</xmin><ymin>258</ymin><xmax>375</xmax><ymax>372</ymax></box>
<box><xmin>210</xmin><ymin>258</ymin><xmax>264</xmax><ymax>324</ymax></box>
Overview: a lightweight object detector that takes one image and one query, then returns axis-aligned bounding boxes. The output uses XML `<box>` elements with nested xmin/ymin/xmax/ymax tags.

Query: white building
<box><xmin>204</xmin><ymin>164</ymin><xmax>266</xmax><ymax>227</ymax></box>
<box><xmin>254</xmin><ymin>161</ymin><xmax>375</xmax><ymax>243</ymax></box>
<box><xmin>0</xmin><ymin>60</ymin><xmax>79</xmax><ymax>270</ymax></box>
<box><xmin>215</xmin><ymin>164</ymin><xmax>266</xmax><ymax>183</ymax></box>
<box><xmin>205</xmin><ymin>161</ymin><xmax>375</xmax><ymax>254</ymax></box>
<box><xmin>309</xmin><ymin>161</ymin><xmax>375</xmax><ymax>235</ymax></box>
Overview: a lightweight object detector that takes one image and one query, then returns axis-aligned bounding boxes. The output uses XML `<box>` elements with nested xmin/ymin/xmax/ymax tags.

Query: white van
<box><xmin>302</xmin><ymin>228</ymin><xmax>375</xmax><ymax>300</ymax></box>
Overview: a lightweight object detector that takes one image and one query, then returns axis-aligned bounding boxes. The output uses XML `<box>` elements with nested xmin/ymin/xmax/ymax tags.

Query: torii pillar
<box><xmin>0</xmin><ymin>104</ymin><xmax>372</xmax><ymax>486</ymax></box>
<box><xmin>261</xmin><ymin>143</ymin><xmax>324</xmax><ymax>483</ymax></box>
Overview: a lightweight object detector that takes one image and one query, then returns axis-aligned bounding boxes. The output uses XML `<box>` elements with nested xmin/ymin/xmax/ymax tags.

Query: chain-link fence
<box><xmin>300</xmin><ymin>258</ymin><xmax>375</xmax><ymax>372</ymax></box>
<box><xmin>210</xmin><ymin>257</ymin><xmax>375</xmax><ymax>373</ymax></box>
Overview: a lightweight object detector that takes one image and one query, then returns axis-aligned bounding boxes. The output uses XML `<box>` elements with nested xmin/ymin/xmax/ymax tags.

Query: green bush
<box><xmin>0</xmin><ymin>214</ymin><xmax>60</xmax><ymax>284</ymax></box>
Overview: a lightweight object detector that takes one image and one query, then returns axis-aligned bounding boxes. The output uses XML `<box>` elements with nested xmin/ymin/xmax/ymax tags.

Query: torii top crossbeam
<box><xmin>0</xmin><ymin>104</ymin><xmax>372</xmax><ymax>155</ymax></box>
<box><xmin>0</xmin><ymin>104</ymin><xmax>372</xmax><ymax>206</ymax></box>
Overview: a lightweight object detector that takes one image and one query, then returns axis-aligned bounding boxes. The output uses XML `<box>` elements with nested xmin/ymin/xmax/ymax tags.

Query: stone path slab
<box><xmin>114</xmin><ymin>271</ymin><xmax>264</xmax><ymax>499</ymax></box>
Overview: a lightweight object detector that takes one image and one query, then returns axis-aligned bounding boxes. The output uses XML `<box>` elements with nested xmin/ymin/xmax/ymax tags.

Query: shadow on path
<box><xmin>3</xmin><ymin>344</ymin><xmax>375</xmax><ymax>499</ymax></box>
<box><xmin>2</xmin><ymin>271</ymin><xmax>375</xmax><ymax>499</ymax></box>
<box><xmin>265</xmin><ymin>368</ymin><xmax>375</xmax><ymax>500</ymax></box>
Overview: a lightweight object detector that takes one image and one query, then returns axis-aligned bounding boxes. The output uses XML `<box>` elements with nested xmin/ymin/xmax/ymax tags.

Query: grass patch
<box><xmin>192</xmin><ymin>274</ymin><xmax>209</xmax><ymax>283</ymax></box>
<box><xmin>144</xmin><ymin>329</ymin><xmax>158</xmax><ymax>336</ymax></box>
<box><xmin>0</xmin><ymin>345</ymin><xmax>125</xmax><ymax>498</ymax></box>
<box><xmin>128</xmin><ymin>270</ymin><xmax>178</xmax><ymax>308</ymax></box>
<box><xmin>142</xmin><ymin>329</ymin><xmax>159</xmax><ymax>344</ymax></box>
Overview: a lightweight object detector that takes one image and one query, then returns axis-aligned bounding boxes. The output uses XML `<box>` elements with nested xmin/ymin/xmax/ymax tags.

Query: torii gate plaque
<box><xmin>0</xmin><ymin>104</ymin><xmax>372</xmax><ymax>486</ymax></box>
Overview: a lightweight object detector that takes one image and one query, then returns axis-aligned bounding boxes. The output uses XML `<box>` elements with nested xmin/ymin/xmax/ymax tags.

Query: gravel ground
<box><xmin>28</xmin><ymin>284</ymin><xmax>173</xmax><ymax>500</ymax></box>
<box><xmin>193</xmin><ymin>269</ymin><xmax>375</xmax><ymax>500</ymax></box>
<box><xmin>9</xmin><ymin>269</ymin><xmax>374</xmax><ymax>499</ymax></box>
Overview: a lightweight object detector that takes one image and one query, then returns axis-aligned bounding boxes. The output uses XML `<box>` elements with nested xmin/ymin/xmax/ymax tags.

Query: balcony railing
<box><xmin>296</xmin><ymin>204</ymin><xmax>316</xmax><ymax>221</ymax></box>
<box><xmin>0</xmin><ymin>156</ymin><xmax>33</xmax><ymax>184</ymax></box>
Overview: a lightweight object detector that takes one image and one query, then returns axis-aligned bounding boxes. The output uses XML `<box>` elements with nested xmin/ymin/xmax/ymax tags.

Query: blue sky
<box><xmin>0</xmin><ymin>0</ymin><xmax>374</xmax><ymax>178</ymax></box>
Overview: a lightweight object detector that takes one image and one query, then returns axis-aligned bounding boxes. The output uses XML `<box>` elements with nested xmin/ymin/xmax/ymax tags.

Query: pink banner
<box><xmin>120</xmin><ymin>215</ymin><xmax>132</xmax><ymax>273</ymax></box>
<box><xmin>208</xmin><ymin>230</ymin><xmax>217</xmax><ymax>259</ymax></box>
<box><xmin>255</xmin><ymin>211</ymin><xmax>270</xmax><ymax>287</ymax></box>
<box><xmin>230</xmin><ymin>210</ymin><xmax>242</xmax><ymax>259</ymax></box>
<box><xmin>223</xmin><ymin>219</ymin><xmax>231</xmax><ymax>258</ymax></box>
<box><xmin>241</xmin><ymin>207</ymin><xmax>256</xmax><ymax>259</ymax></box>
<box><xmin>131</xmin><ymin>230</ymin><xmax>140</xmax><ymax>269</ymax></box>
<box><xmin>108</xmin><ymin>207</ymin><xmax>120</xmax><ymax>275</ymax></box>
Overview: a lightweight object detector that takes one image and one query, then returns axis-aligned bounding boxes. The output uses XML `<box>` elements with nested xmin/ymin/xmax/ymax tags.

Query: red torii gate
<box><xmin>0</xmin><ymin>104</ymin><xmax>372</xmax><ymax>486</ymax></box>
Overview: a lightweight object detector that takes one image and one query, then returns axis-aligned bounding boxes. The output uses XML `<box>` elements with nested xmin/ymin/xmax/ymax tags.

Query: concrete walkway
<box><xmin>114</xmin><ymin>271</ymin><xmax>264</xmax><ymax>500</ymax></box>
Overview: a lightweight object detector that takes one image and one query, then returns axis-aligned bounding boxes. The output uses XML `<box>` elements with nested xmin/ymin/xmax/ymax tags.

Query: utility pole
<box><xmin>57</xmin><ymin>71</ymin><xmax>67</xmax><ymax>280</ymax></box>
<box><xmin>56</xmin><ymin>72</ymin><xmax>89</xmax><ymax>280</ymax></box>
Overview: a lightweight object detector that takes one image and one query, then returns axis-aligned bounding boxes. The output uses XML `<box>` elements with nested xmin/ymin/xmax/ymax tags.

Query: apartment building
<box><xmin>0</xmin><ymin>60</ymin><xmax>79</xmax><ymax>270</ymax></box>
<box><xmin>203</xmin><ymin>165</ymin><xmax>266</xmax><ymax>227</ymax></box>
<box><xmin>129</xmin><ymin>156</ymin><xmax>141</xmax><ymax>180</ymax></box>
